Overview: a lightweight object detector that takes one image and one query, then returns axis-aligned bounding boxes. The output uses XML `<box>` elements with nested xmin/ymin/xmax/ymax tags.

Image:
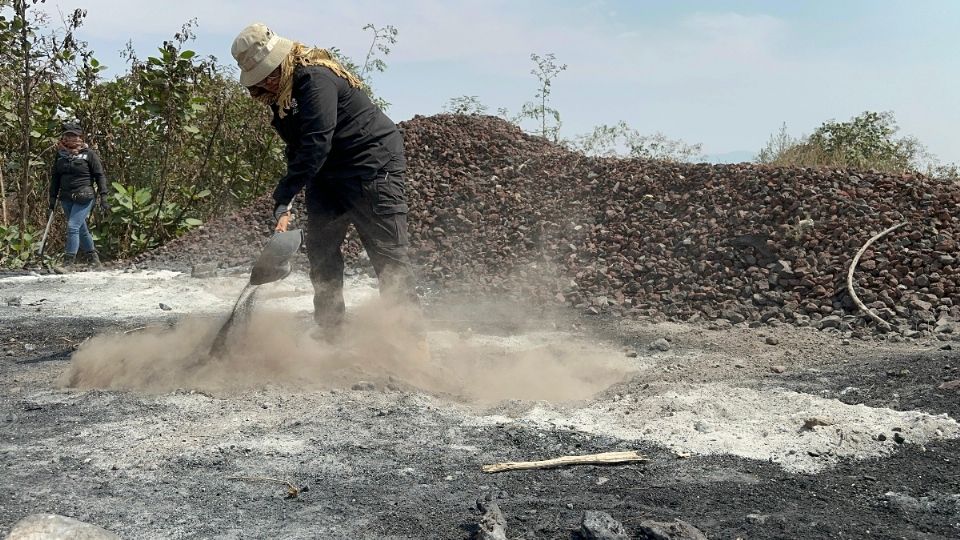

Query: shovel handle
<box><xmin>275</xmin><ymin>212</ymin><xmax>291</xmax><ymax>233</ymax></box>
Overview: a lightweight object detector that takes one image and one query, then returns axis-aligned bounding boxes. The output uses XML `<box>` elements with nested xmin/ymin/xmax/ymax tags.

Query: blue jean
<box><xmin>60</xmin><ymin>199</ymin><xmax>95</xmax><ymax>255</ymax></box>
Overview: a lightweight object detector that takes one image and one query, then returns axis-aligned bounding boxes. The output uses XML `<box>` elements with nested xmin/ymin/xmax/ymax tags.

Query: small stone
<box><xmin>6</xmin><ymin>514</ymin><xmax>120</xmax><ymax>539</ymax></box>
<box><xmin>939</xmin><ymin>379</ymin><xmax>960</xmax><ymax>391</ymax></box>
<box><xmin>765</xmin><ymin>336</ymin><xmax>779</xmax><ymax>345</ymax></box>
<box><xmin>734</xmin><ymin>363</ymin><xmax>745</xmax><ymax>369</ymax></box>
<box><xmin>877</xmin><ymin>433</ymin><xmax>888</xmax><ymax>442</ymax></box>
<box><xmin>935</xmin><ymin>323</ymin><xmax>956</xmax><ymax>334</ymax></box>
<box><xmin>721</xmin><ymin>311</ymin><xmax>746</xmax><ymax>324</ymax></box>
<box><xmin>625</xmin><ymin>351</ymin><xmax>638</xmax><ymax>358</ymax></box>
<box><xmin>476</xmin><ymin>496</ymin><xmax>508</xmax><ymax>540</ymax></box>
<box><xmin>819</xmin><ymin>315</ymin><xmax>842</xmax><ymax>330</ymax></box>
<box><xmin>745</xmin><ymin>513</ymin><xmax>769</xmax><ymax>525</ymax></box>
<box><xmin>580</xmin><ymin>511</ymin><xmax>629</xmax><ymax>540</ymax></box>
<box><xmin>649</xmin><ymin>338</ymin><xmax>671</xmax><ymax>352</ymax></box>
<box><xmin>159</xmin><ymin>303</ymin><xmax>173</xmax><ymax>311</ymax></box>
<box><xmin>636</xmin><ymin>519</ymin><xmax>708</xmax><ymax>540</ymax></box>
<box><xmin>802</xmin><ymin>417</ymin><xmax>834</xmax><ymax>430</ymax></box>
<box><xmin>191</xmin><ymin>262</ymin><xmax>218</xmax><ymax>278</ymax></box>
<box><xmin>893</xmin><ymin>433</ymin><xmax>906</xmax><ymax>444</ymax></box>
<box><xmin>770</xmin><ymin>365</ymin><xmax>786</xmax><ymax>374</ymax></box>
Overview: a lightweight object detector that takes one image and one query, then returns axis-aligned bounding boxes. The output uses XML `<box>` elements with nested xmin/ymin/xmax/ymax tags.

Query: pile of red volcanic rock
<box><xmin>138</xmin><ymin>114</ymin><xmax>960</xmax><ymax>335</ymax></box>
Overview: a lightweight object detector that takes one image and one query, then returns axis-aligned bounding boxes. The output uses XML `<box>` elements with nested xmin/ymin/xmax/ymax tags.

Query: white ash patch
<box><xmin>514</xmin><ymin>383</ymin><xmax>960</xmax><ymax>473</ymax></box>
<box><xmin>0</xmin><ymin>270</ymin><xmax>378</xmax><ymax>320</ymax></box>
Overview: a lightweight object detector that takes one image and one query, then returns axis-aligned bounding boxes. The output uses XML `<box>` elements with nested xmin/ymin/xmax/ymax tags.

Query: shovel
<box><xmin>207</xmin><ymin>211</ymin><xmax>303</xmax><ymax>358</ymax></box>
<box><xmin>37</xmin><ymin>208</ymin><xmax>56</xmax><ymax>261</ymax></box>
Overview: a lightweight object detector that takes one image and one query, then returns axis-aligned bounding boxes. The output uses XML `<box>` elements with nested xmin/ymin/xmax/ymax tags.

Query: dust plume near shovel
<box><xmin>208</xmin><ymin>213</ymin><xmax>302</xmax><ymax>358</ymax></box>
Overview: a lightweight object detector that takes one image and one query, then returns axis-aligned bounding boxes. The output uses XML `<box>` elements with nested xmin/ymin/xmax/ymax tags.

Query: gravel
<box><xmin>134</xmin><ymin>114</ymin><xmax>960</xmax><ymax>333</ymax></box>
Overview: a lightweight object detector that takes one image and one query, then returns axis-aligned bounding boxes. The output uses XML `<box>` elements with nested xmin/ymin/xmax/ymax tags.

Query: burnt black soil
<box><xmin>2</xmin><ymin>309</ymin><xmax>959</xmax><ymax>539</ymax></box>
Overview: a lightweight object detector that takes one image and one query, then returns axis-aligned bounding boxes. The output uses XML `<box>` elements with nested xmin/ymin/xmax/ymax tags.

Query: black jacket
<box><xmin>270</xmin><ymin>65</ymin><xmax>405</xmax><ymax>206</ymax></box>
<box><xmin>50</xmin><ymin>147</ymin><xmax>108</xmax><ymax>202</ymax></box>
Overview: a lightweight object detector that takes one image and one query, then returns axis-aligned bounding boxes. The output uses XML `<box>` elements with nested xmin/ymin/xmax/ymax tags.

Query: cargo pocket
<box><xmin>370</xmin><ymin>212</ymin><xmax>410</xmax><ymax>249</ymax></box>
<box><xmin>365</xmin><ymin>172</ymin><xmax>409</xmax><ymax>215</ymax></box>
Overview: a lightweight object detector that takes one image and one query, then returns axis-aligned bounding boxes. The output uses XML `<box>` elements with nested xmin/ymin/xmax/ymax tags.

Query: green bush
<box><xmin>0</xmin><ymin>223</ymin><xmax>37</xmax><ymax>267</ymax></box>
<box><xmin>90</xmin><ymin>182</ymin><xmax>206</xmax><ymax>259</ymax></box>
<box><xmin>758</xmin><ymin>112</ymin><xmax>928</xmax><ymax>173</ymax></box>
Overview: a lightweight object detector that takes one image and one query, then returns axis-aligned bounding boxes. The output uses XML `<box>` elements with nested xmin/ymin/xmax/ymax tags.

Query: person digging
<box><xmin>231</xmin><ymin>23</ymin><xmax>428</xmax><ymax>360</ymax></box>
<box><xmin>48</xmin><ymin>122</ymin><xmax>110</xmax><ymax>270</ymax></box>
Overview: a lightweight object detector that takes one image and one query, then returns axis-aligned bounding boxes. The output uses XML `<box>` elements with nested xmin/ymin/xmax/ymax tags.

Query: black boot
<box><xmin>54</xmin><ymin>253</ymin><xmax>76</xmax><ymax>274</ymax></box>
<box><xmin>83</xmin><ymin>250</ymin><xmax>103</xmax><ymax>269</ymax></box>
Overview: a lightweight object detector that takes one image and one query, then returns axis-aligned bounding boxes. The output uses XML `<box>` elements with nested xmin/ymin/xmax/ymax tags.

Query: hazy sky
<box><xmin>35</xmin><ymin>0</ymin><xmax>960</xmax><ymax>163</ymax></box>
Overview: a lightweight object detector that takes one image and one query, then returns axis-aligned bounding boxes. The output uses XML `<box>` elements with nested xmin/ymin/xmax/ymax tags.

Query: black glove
<box><xmin>98</xmin><ymin>196</ymin><xmax>111</xmax><ymax>213</ymax></box>
<box><xmin>49</xmin><ymin>197</ymin><xmax>57</xmax><ymax>211</ymax></box>
<box><xmin>273</xmin><ymin>202</ymin><xmax>291</xmax><ymax>222</ymax></box>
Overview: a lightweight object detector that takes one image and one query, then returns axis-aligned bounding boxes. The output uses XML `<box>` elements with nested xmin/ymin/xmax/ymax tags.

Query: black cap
<box><xmin>61</xmin><ymin>122</ymin><xmax>83</xmax><ymax>136</ymax></box>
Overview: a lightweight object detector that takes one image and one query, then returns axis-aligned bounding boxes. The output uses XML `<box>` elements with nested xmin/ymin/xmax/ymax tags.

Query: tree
<box><xmin>327</xmin><ymin>23</ymin><xmax>397</xmax><ymax>112</ymax></box>
<box><xmin>0</xmin><ymin>12</ymin><xmax>286</xmax><ymax>265</ymax></box>
<box><xmin>927</xmin><ymin>162</ymin><xmax>959</xmax><ymax>181</ymax></box>
<box><xmin>570</xmin><ymin>121</ymin><xmax>703</xmax><ymax>162</ymax></box>
<box><xmin>517</xmin><ymin>53</ymin><xmax>566</xmax><ymax>142</ymax></box>
<box><xmin>811</xmin><ymin>111</ymin><xmax>927</xmax><ymax>171</ymax></box>
<box><xmin>0</xmin><ymin>0</ymin><xmax>86</xmax><ymax>250</ymax></box>
<box><xmin>443</xmin><ymin>95</ymin><xmax>487</xmax><ymax>115</ymax></box>
<box><xmin>756</xmin><ymin>122</ymin><xmax>798</xmax><ymax>164</ymax></box>
<box><xmin>359</xmin><ymin>24</ymin><xmax>398</xmax><ymax>79</ymax></box>
<box><xmin>757</xmin><ymin>111</ymin><xmax>928</xmax><ymax>173</ymax></box>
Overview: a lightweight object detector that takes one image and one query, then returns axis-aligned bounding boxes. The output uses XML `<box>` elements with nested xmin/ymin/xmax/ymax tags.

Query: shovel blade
<box><xmin>249</xmin><ymin>229</ymin><xmax>303</xmax><ymax>285</ymax></box>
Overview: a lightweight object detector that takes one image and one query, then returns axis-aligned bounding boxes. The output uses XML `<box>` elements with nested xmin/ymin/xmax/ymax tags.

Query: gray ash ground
<box><xmin>2</xmin><ymin>275</ymin><xmax>959</xmax><ymax>539</ymax></box>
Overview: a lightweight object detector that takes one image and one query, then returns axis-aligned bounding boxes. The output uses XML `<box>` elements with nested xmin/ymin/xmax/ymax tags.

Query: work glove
<box><xmin>98</xmin><ymin>196</ymin><xmax>111</xmax><ymax>213</ymax></box>
<box><xmin>273</xmin><ymin>202</ymin><xmax>291</xmax><ymax>222</ymax></box>
<box><xmin>48</xmin><ymin>197</ymin><xmax>57</xmax><ymax>211</ymax></box>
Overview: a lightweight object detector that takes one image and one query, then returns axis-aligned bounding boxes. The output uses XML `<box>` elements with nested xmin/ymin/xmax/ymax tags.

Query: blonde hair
<box><xmin>255</xmin><ymin>43</ymin><xmax>363</xmax><ymax>118</ymax></box>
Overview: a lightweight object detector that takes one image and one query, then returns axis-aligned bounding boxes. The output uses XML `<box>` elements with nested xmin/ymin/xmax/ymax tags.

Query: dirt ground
<box><xmin>1</xmin><ymin>269</ymin><xmax>959</xmax><ymax>539</ymax></box>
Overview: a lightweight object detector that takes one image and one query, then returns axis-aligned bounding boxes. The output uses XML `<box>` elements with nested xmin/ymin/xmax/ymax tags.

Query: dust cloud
<box><xmin>60</xmin><ymin>298</ymin><xmax>637</xmax><ymax>403</ymax></box>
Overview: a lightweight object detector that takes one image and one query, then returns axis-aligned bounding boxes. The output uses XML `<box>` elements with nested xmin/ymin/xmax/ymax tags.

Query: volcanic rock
<box><xmin>135</xmin><ymin>115</ymin><xmax>960</xmax><ymax>329</ymax></box>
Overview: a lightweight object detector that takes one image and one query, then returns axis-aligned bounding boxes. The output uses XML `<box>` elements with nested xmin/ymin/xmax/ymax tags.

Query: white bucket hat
<box><xmin>231</xmin><ymin>23</ymin><xmax>295</xmax><ymax>87</ymax></box>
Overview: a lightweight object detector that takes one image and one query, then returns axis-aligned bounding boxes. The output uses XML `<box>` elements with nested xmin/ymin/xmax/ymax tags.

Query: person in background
<box><xmin>230</xmin><ymin>22</ymin><xmax>427</xmax><ymax>359</ymax></box>
<box><xmin>49</xmin><ymin>123</ymin><xmax>110</xmax><ymax>268</ymax></box>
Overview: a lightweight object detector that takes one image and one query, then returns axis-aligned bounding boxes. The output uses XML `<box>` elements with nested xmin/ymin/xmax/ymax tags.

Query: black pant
<box><xmin>304</xmin><ymin>170</ymin><xmax>419</xmax><ymax>329</ymax></box>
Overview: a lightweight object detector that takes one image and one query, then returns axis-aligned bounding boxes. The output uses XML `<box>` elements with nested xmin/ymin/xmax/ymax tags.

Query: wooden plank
<box><xmin>482</xmin><ymin>450</ymin><xmax>648</xmax><ymax>473</ymax></box>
